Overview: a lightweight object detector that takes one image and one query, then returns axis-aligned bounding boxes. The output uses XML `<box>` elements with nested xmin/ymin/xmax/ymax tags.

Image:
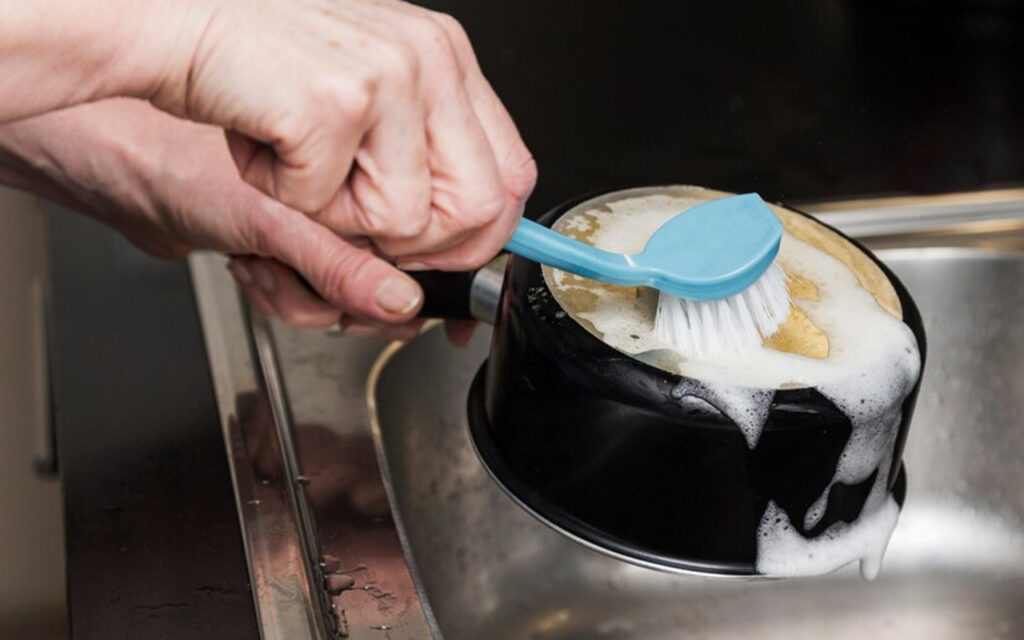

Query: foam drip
<box><xmin>670</xmin><ymin>379</ymin><xmax>775</xmax><ymax>449</ymax></box>
<box><xmin>757</xmin><ymin>495</ymin><xmax>901</xmax><ymax>580</ymax></box>
<box><xmin>544</xmin><ymin>191</ymin><xmax>922</xmax><ymax>579</ymax></box>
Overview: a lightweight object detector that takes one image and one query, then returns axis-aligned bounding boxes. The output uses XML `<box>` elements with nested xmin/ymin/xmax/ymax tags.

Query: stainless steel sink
<box><xmin>190</xmin><ymin>189</ymin><xmax>1024</xmax><ymax>639</ymax></box>
<box><xmin>369</xmin><ymin>248</ymin><xmax>1024</xmax><ymax>639</ymax></box>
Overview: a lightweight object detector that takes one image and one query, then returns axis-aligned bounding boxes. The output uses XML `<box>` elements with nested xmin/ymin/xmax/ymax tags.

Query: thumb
<box><xmin>254</xmin><ymin>199</ymin><xmax>423</xmax><ymax>323</ymax></box>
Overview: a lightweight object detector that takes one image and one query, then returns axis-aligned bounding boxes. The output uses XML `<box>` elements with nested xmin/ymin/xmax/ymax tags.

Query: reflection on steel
<box><xmin>268</xmin><ymin>318</ymin><xmax>433</xmax><ymax>639</ymax></box>
<box><xmin>191</xmin><ymin>253</ymin><xmax>433</xmax><ymax>639</ymax></box>
<box><xmin>469</xmin><ymin>255</ymin><xmax>508</xmax><ymax>323</ymax></box>
<box><xmin>801</xmin><ymin>188</ymin><xmax>1024</xmax><ymax>247</ymax></box>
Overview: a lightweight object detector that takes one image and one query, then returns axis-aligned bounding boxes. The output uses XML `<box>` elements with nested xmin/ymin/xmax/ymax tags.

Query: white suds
<box><xmin>561</xmin><ymin>195</ymin><xmax>918</xmax><ymax>392</ymax></box>
<box><xmin>671</xmin><ymin>379</ymin><xmax>775</xmax><ymax>449</ymax></box>
<box><xmin>757</xmin><ymin>495</ymin><xmax>901</xmax><ymax>580</ymax></box>
<box><xmin>544</xmin><ymin>191</ymin><xmax>922</xmax><ymax>579</ymax></box>
<box><xmin>655</xmin><ymin>263</ymin><xmax>791</xmax><ymax>358</ymax></box>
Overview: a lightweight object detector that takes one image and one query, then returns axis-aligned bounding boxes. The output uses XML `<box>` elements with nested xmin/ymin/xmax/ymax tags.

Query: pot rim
<box><xmin>523</xmin><ymin>184</ymin><xmax>927</xmax><ymax>398</ymax></box>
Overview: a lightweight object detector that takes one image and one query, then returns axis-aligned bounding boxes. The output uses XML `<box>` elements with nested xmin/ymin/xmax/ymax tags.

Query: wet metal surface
<box><xmin>192</xmin><ymin>253</ymin><xmax>435</xmax><ymax>639</ymax></box>
<box><xmin>270</xmin><ymin>323</ymin><xmax>433</xmax><ymax>639</ymax></box>
<box><xmin>369</xmin><ymin>247</ymin><xmax>1024</xmax><ymax>639</ymax></box>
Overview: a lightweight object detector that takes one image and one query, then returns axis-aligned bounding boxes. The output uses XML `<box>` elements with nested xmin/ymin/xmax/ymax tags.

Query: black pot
<box><xmin>461</xmin><ymin>187</ymin><xmax>926</xmax><ymax>577</ymax></box>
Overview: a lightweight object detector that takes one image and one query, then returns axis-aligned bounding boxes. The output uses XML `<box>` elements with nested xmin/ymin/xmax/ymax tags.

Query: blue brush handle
<box><xmin>505</xmin><ymin>218</ymin><xmax>640</xmax><ymax>285</ymax></box>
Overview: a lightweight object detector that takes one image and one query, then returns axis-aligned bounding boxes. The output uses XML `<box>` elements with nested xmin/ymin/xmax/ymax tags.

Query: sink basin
<box><xmin>370</xmin><ymin>247</ymin><xmax>1024</xmax><ymax>639</ymax></box>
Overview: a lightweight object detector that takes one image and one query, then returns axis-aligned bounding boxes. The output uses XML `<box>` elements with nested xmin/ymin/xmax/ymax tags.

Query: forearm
<box><xmin>0</xmin><ymin>0</ymin><xmax>198</xmax><ymax>123</ymax></box>
<box><xmin>0</xmin><ymin>99</ymin><xmax>260</xmax><ymax>257</ymax></box>
<box><xmin>0</xmin><ymin>100</ymin><xmax>208</xmax><ymax>264</ymax></box>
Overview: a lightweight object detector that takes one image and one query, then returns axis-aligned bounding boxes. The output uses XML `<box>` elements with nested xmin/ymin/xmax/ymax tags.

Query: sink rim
<box><xmin>874</xmin><ymin>245</ymin><xmax>1024</xmax><ymax>262</ymax></box>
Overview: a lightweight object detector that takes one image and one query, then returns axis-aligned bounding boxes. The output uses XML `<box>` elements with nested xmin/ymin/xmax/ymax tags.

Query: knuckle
<box><xmin>445</xmin><ymin>244</ymin><xmax>500</xmax><ymax>271</ymax></box>
<box><xmin>508</xmin><ymin>154</ymin><xmax>538</xmax><ymax>201</ymax></box>
<box><xmin>259</xmin><ymin>120</ymin><xmax>336</xmax><ymax>213</ymax></box>
<box><xmin>411</xmin><ymin>15</ymin><xmax>459</xmax><ymax>68</ymax></box>
<box><xmin>356</xmin><ymin>201</ymin><xmax>431</xmax><ymax>240</ymax></box>
<box><xmin>238</xmin><ymin>219</ymin><xmax>272</xmax><ymax>256</ymax></box>
<box><xmin>375</xmin><ymin>41</ymin><xmax>420</xmax><ymax>86</ymax></box>
<box><xmin>356</xmin><ymin>206</ymin><xmax>403</xmax><ymax>238</ymax></box>
<box><xmin>319</xmin><ymin>250</ymin><xmax>378</xmax><ymax>308</ymax></box>
<box><xmin>263</xmin><ymin>110</ymin><xmax>311</xmax><ymax>151</ymax></box>
<box><xmin>457</xmin><ymin>192</ymin><xmax>506</xmax><ymax>229</ymax></box>
<box><xmin>429</xmin><ymin>11</ymin><xmax>469</xmax><ymax>44</ymax></box>
<box><xmin>314</xmin><ymin>75</ymin><xmax>375</xmax><ymax>124</ymax></box>
<box><xmin>395</xmin><ymin>190</ymin><xmax>434</xmax><ymax>235</ymax></box>
<box><xmin>397</xmin><ymin>209</ymin><xmax>432</xmax><ymax>239</ymax></box>
<box><xmin>283</xmin><ymin>178</ymin><xmax>332</xmax><ymax>214</ymax></box>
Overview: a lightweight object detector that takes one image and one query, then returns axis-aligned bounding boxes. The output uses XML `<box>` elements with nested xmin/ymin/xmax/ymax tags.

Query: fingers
<box><xmin>323</xmin><ymin>49</ymin><xmax>434</xmax><ymax>241</ymax></box>
<box><xmin>226</xmin><ymin>248</ymin><xmax>479</xmax><ymax>346</ymax></box>
<box><xmin>225</xmin><ymin>249</ymin><xmax>476</xmax><ymax>347</ymax></box>
<box><xmin>225</xmin><ymin>107</ymin><xmax>365</xmax><ymax>216</ymax></box>
<box><xmin>176</xmin><ymin>1</ymin><xmax>536</xmax><ymax>274</ymax></box>
<box><xmin>431</xmin><ymin>11</ymin><xmax>538</xmax><ymax>203</ymax></box>
<box><xmin>367</xmin><ymin>9</ymin><xmax>536</xmax><ymax>270</ymax></box>
<box><xmin>226</xmin><ymin>253</ymin><xmax>427</xmax><ymax>340</ymax></box>
<box><xmin>253</xmin><ymin>198</ymin><xmax>424</xmax><ymax>323</ymax></box>
<box><xmin>382</xmin><ymin>14</ymin><xmax>508</xmax><ymax>263</ymax></box>
<box><xmin>227</xmin><ymin>256</ymin><xmax>341</xmax><ymax>328</ymax></box>
<box><xmin>298</xmin><ymin>8</ymin><xmax>515</xmax><ymax>267</ymax></box>
<box><xmin>226</xmin><ymin>251</ymin><xmax>428</xmax><ymax>339</ymax></box>
<box><xmin>430</xmin><ymin>12</ymin><xmax>538</xmax><ymax>266</ymax></box>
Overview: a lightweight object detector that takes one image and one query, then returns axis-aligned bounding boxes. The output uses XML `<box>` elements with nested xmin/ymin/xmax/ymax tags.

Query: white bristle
<box><xmin>655</xmin><ymin>263</ymin><xmax>790</xmax><ymax>358</ymax></box>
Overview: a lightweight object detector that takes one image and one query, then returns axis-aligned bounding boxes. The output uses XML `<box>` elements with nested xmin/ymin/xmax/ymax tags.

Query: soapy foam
<box><xmin>560</xmin><ymin>195</ymin><xmax>916</xmax><ymax>391</ymax></box>
<box><xmin>544</xmin><ymin>192</ymin><xmax>922</xmax><ymax>578</ymax></box>
<box><xmin>670</xmin><ymin>379</ymin><xmax>774</xmax><ymax>450</ymax></box>
<box><xmin>757</xmin><ymin>495</ymin><xmax>901</xmax><ymax>580</ymax></box>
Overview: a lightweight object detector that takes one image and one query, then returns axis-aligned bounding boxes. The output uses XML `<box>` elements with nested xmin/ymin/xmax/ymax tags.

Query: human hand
<box><xmin>0</xmin><ymin>99</ymin><xmax>430</xmax><ymax>332</ymax></box>
<box><xmin>146</xmin><ymin>0</ymin><xmax>536</xmax><ymax>272</ymax></box>
<box><xmin>2</xmin><ymin>0</ymin><xmax>535</xmax><ymax>311</ymax></box>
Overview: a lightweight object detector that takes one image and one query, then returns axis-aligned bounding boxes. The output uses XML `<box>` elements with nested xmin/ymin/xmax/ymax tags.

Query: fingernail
<box><xmin>374</xmin><ymin>276</ymin><xmax>422</xmax><ymax>314</ymax></box>
<box><xmin>397</xmin><ymin>262</ymin><xmax>432</xmax><ymax>272</ymax></box>
<box><xmin>228</xmin><ymin>260</ymin><xmax>253</xmax><ymax>284</ymax></box>
<box><xmin>253</xmin><ymin>264</ymin><xmax>276</xmax><ymax>293</ymax></box>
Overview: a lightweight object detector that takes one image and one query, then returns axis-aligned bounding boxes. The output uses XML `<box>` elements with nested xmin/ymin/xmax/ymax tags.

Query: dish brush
<box><xmin>504</xmin><ymin>193</ymin><xmax>790</xmax><ymax>357</ymax></box>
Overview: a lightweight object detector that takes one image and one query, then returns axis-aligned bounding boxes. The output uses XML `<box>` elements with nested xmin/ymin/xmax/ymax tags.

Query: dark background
<box><xmin>429</xmin><ymin>0</ymin><xmax>1024</xmax><ymax>209</ymax></box>
<box><xmin>53</xmin><ymin>1</ymin><xmax>1024</xmax><ymax>637</ymax></box>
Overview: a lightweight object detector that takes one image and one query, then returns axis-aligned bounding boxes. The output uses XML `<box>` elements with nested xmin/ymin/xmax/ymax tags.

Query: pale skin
<box><xmin>0</xmin><ymin>0</ymin><xmax>536</xmax><ymax>336</ymax></box>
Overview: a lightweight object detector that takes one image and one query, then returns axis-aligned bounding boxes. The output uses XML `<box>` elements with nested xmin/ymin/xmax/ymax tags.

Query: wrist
<box><xmin>0</xmin><ymin>102</ymin><xmax>154</xmax><ymax>220</ymax></box>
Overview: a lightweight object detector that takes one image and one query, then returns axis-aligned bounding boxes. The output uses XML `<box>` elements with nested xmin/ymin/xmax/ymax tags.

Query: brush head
<box><xmin>654</xmin><ymin>262</ymin><xmax>790</xmax><ymax>358</ymax></box>
<box><xmin>636</xmin><ymin>193</ymin><xmax>784</xmax><ymax>300</ymax></box>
